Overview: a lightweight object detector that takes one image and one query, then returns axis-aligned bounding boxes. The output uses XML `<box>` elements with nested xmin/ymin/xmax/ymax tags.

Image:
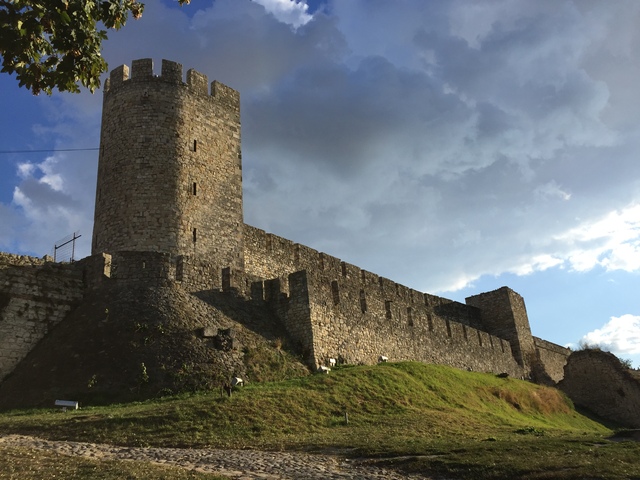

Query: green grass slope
<box><xmin>1</xmin><ymin>362</ymin><xmax>638</xmax><ymax>479</ymax></box>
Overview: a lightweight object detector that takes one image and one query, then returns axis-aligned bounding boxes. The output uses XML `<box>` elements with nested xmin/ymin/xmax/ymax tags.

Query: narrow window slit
<box><xmin>359</xmin><ymin>290</ymin><xmax>367</xmax><ymax>313</ymax></box>
<box><xmin>385</xmin><ymin>300</ymin><xmax>392</xmax><ymax>320</ymax></box>
<box><xmin>331</xmin><ymin>281</ymin><xmax>340</xmax><ymax>305</ymax></box>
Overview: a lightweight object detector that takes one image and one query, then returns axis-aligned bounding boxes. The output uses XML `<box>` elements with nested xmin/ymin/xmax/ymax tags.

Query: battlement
<box><xmin>279</xmin><ymin>269</ymin><xmax>519</xmax><ymax>373</ymax></box>
<box><xmin>103</xmin><ymin>58</ymin><xmax>240</xmax><ymax>110</ymax></box>
<box><xmin>244</xmin><ymin>225</ymin><xmax>481</xmax><ymax>324</ymax></box>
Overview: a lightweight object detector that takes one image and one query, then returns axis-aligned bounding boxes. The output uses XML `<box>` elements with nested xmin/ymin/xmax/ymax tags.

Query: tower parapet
<box><xmin>92</xmin><ymin>59</ymin><xmax>244</xmax><ymax>270</ymax></box>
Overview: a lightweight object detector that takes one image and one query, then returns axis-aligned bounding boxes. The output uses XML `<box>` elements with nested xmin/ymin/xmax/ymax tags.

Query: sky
<box><xmin>1</xmin><ymin>0</ymin><xmax>639</xmax><ymax>366</ymax></box>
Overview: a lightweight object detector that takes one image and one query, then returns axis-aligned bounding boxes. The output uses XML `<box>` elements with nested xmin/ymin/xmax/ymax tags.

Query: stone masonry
<box><xmin>0</xmin><ymin>254</ymin><xmax>84</xmax><ymax>381</ymax></box>
<box><xmin>92</xmin><ymin>59</ymin><xmax>244</xmax><ymax>270</ymax></box>
<box><xmin>0</xmin><ymin>59</ymin><xmax>571</xmax><ymax>389</ymax></box>
<box><xmin>559</xmin><ymin>350</ymin><xmax>640</xmax><ymax>428</ymax></box>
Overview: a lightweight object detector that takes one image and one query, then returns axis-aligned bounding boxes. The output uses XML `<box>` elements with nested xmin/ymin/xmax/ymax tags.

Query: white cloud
<box><xmin>17</xmin><ymin>163</ymin><xmax>35</xmax><ymax>179</ymax></box>
<box><xmin>250</xmin><ymin>0</ymin><xmax>312</xmax><ymax>28</ymax></box>
<box><xmin>580</xmin><ymin>314</ymin><xmax>640</xmax><ymax>357</ymax></box>
<box><xmin>556</xmin><ymin>204</ymin><xmax>640</xmax><ymax>273</ymax></box>
<box><xmin>10</xmin><ymin>153</ymin><xmax>93</xmax><ymax>258</ymax></box>
<box><xmin>512</xmin><ymin>255</ymin><xmax>564</xmax><ymax>276</ymax></box>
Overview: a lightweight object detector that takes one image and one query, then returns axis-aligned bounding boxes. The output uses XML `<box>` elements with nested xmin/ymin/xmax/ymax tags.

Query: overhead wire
<box><xmin>0</xmin><ymin>147</ymin><xmax>99</xmax><ymax>154</ymax></box>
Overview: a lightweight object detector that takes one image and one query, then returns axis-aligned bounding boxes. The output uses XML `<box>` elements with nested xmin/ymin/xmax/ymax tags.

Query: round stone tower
<box><xmin>91</xmin><ymin>59</ymin><xmax>244</xmax><ymax>270</ymax></box>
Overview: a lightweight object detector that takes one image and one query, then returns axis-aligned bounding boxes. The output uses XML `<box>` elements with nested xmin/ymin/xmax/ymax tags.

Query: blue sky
<box><xmin>1</xmin><ymin>0</ymin><xmax>639</xmax><ymax>366</ymax></box>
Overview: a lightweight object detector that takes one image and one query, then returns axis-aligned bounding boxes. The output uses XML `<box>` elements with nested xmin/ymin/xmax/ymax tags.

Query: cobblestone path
<box><xmin>0</xmin><ymin>434</ymin><xmax>432</xmax><ymax>479</ymax></box>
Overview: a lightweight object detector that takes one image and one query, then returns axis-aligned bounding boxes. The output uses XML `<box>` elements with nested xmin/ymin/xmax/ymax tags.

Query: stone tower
<box><xmin>465</xmin><ymin>287</ymin><xmax>536</xmax><ymax>368</ymax></box>
<box><xmin>91</xmin><ymin>59</ymin><xmax>244</xmax><ymax>270</ymax></box>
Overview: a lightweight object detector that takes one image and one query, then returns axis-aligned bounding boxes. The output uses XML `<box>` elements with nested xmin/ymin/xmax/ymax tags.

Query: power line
<box><xmin>0</xmin><ymin>147</ymin><xmax>99</xmax><ymax>155</ymax></box>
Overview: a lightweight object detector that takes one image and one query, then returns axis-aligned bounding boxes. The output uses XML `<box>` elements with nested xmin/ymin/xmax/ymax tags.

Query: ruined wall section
<box><xmin>92</xmin><ymin>59</ymin><xmax>243</xmax><ymax>270</ymax></box>
<box><xmin>559</xmin><ymin>350</ymin><xmax>640</xmax><ymax>428</ymax></box>
<box><xmin>0</xmin><ymin>254</ymin><xmax>84</xmax><ymax>381</ymax></box>
<box><xmin>466</xmin><ymin>287</ymin><xmax>536</xmax><ymax>369</ymax></box>
<box><xmin>533</xmin><ymin>337</ymin><xmax>570</xmax><ymax>383</ymax></box>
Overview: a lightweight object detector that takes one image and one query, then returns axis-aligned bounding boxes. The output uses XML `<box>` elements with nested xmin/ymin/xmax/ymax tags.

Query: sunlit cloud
<box><xmin>556</xmin><ymin>204</ymin><xmax>640</xmax><ymax>273</ymax></box>
<box><xmin>580</xmin><ymin>314</ymin><xmax>640</xmax><ymax>357</ymax></box>
<box><xmin>252</xmin><ymin>0</ymin><xmax>312</xmax><ymax>28</ymax></box>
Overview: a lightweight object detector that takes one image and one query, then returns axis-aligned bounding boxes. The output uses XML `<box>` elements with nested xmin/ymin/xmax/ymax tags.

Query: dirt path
<box><xmin>0</xmin><ymin>434</ymin><xmax>431</xmax><ymax>479</ymax></box>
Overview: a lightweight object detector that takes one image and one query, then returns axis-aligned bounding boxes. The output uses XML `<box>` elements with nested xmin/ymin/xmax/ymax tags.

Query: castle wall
<box><xmin>244</xmin><ymin>225</ymin><xmax>525</xmax><ymax>375</ymax></box>
<box><xmin>0</xmin><ymin>57</ymin><xmax>565</xmax><ymax>388</ymax></box>
<box><xmin>466</xmin><ymin>287</ymin><xmax>536</xmax><ymax>368</ymax></box>
<box><xmin>0</xmin><ymin>254</ymin><xmax>84</xmax><ymax>381</ymax></box>
<box><xmin>221</xmin><ymin>260</ymin><xmax>522</xmax><ymax>375</ymax></box>
<box><xmin>291</xmin><ymin>270</ymin><xmax>523</xmax><ymax>375</ymax></box>
<box><xmin>244</xmin><ymin>225</ymin><xmax>313</xmax><ymax>288</ymax></box>
<box><xmin>92</xmin><ymin>59</ymin><xmax>244</xmax><ymax>270</ymax></box>
<box><xmin>559</xmin><ymin>350</ymin><xmax>640</xmax><ymax>428</ymax></box>
<box><xmin>533</xmin><ymin>337</ymin><xmax>570</xmax><ymax>383</ymax></box>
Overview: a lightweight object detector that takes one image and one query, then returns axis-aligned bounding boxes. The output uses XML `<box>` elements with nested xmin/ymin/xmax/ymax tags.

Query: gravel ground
<box><xmin>0</xmin><ymin>434</ymin><xmax>432</xmax><ymax>479</ymax></box>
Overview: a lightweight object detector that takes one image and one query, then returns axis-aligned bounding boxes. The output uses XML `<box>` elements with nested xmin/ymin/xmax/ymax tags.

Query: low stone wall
<box><xmin>559</xmin><ymin>350</ymin><xmax>640</xmax><ymax>428</ymax></box>
<box><xmin>0</xmin><ymin>253</ymin><xmax>84</xmax><ymax>381</ymax></box>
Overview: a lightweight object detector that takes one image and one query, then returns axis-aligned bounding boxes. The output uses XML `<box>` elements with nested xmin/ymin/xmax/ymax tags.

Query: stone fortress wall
<box><xmin>0</xmin><ymin>253</ymin><xmax>84</xmax><ymax>381</ymax></box>
<box><xmin>1</xmin><ymin>58</ymin><xmax>571</xmax><ymax>385</ymax></box>
<box><xmin>243</xmin><ymin>226</ymin><xmax>525</xmax><ymax>376</ymax></box>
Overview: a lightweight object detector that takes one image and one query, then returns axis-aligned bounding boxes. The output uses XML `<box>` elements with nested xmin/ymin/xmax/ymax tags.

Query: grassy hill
<box><xmin>1</xmin><ymin>362</ymin><xmax>638</xmax><ymax>479</ymax></box>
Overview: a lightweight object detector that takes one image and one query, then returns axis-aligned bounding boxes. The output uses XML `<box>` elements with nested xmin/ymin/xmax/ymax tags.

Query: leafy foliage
<box><xmin>0</xmin><ymin>1</ymin><xmax>189</xmax><ymax>95</ymax></box>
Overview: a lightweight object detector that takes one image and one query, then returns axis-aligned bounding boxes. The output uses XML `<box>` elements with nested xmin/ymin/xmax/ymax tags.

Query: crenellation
<box><xmin>378</xmin><ymin>276</ymin><xmax>395</xmax><ymax>293</ymax></box>
<box><xmin>131</xmin><ymin>58</ymin><xmax>153</xmax><ymax>79</ymax></box>
<box><xmin>108</xmin><ymin>64</ymin><xmax>129</xmax><ymax>90</ymax></box>
<box><xmin>187</xmin><ymin>68</ymin><xmax>208</xmax><ymax>95</ymax></box>
<box><xmin>212</xmin><ymin>80</ymin><xmax>240</xmax><ymax>111</ymax></box>
<box><xmin>161</xmin><ymin>59</ymin><xmax>183</xmax><ymax>83</ymax></box>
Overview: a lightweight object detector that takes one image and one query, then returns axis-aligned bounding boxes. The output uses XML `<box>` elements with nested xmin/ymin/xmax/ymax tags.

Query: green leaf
<box><xmin>59</xmin><ymin>11</ymin><xmax>71</xmax><ymax>25</ymax></box>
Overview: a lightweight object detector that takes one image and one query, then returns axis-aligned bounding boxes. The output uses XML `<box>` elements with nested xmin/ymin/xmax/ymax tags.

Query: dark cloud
<box><xmin>16</xmin><ymin>178</ymin><xmax>80</xmax><ymax>209</ymax></box>
<box><xmin>3</xmin><ymin>0</ymin><xmax>640</xmax><ymax>295</ymax></box>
